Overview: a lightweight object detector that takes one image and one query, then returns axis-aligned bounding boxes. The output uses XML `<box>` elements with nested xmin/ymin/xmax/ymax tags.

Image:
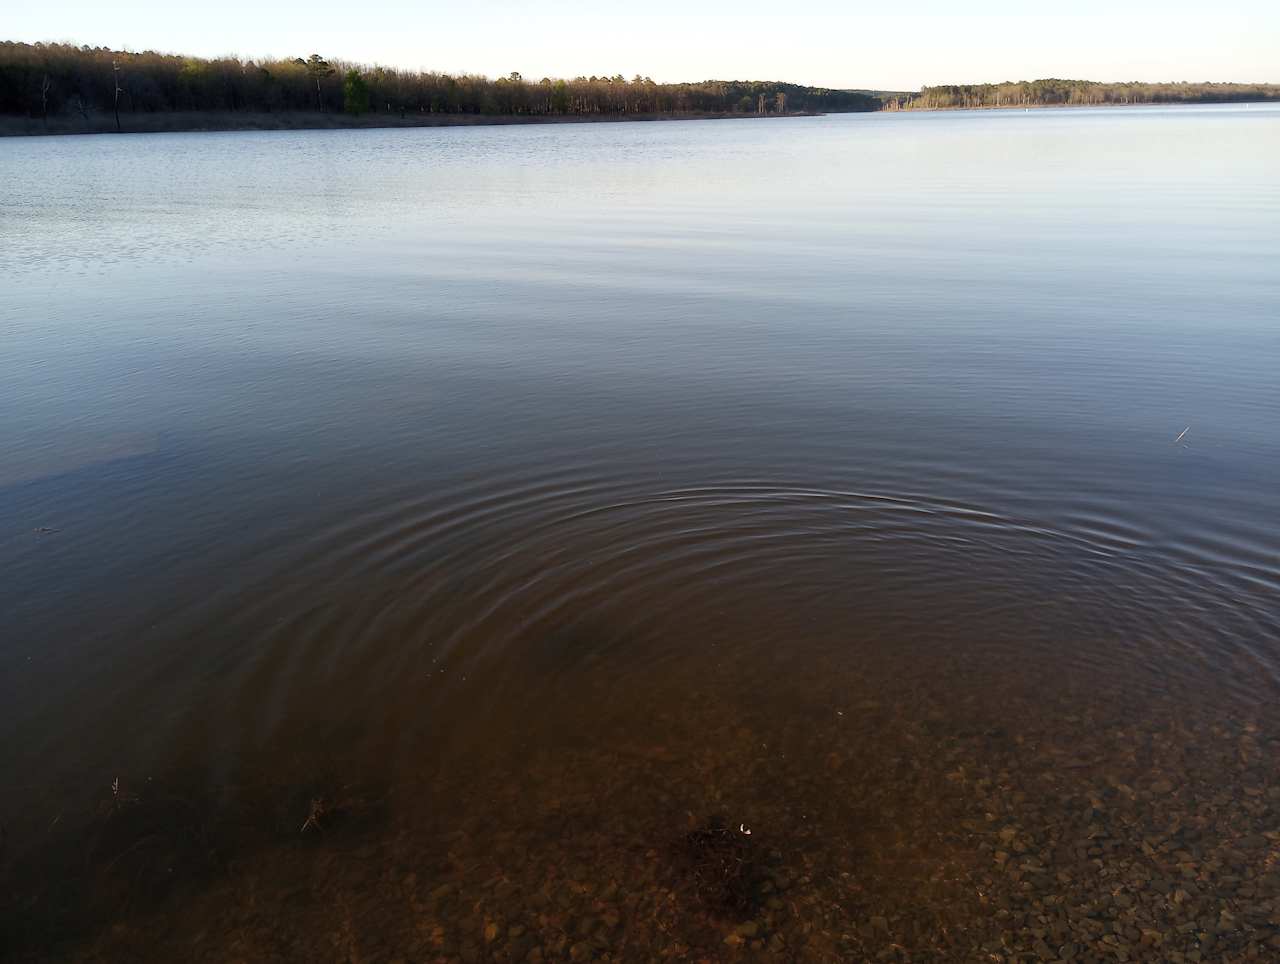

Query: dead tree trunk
<box><xmin>112</xmin><ymin>61</ymin><xmax>123</xmax><ymax>132</ymax></box>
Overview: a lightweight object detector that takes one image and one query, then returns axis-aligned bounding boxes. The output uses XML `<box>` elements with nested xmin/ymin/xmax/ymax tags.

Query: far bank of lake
<box><xmin>0</xmin><ymin>108</ymin><xmax>830</xmax><ymax>137</ymax></box>
<box><xmin>6</xmin><ymin>98</ymin><xmax>1277</xmax><ymax>138</ymax></box>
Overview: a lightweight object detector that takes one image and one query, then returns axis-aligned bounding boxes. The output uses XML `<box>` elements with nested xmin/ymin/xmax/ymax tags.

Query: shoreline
<box><xmin>891</xmin><ymin>98</ymin><xmax>1276</xmax><ymax>113</ymax></box>
<box><xmin>0</xmin><ymin>109</ymin><xmax>829</xmax><ymax>138</ymax></box>
<box><xmin>6</xmin><ymin>99</ymin><xmax>1270</xmax><ymax>137</ymax></box>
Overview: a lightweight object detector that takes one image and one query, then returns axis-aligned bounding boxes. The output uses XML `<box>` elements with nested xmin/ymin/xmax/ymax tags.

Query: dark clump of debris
<box><xmin>679</xmin><ymin>813</ymin><xmax>765</xmax><ymax>916</ymax></box>
<box><xmin>294</xmin><ymin>779</ymin><xmax>379</xmax><ymax>836</ymax></box>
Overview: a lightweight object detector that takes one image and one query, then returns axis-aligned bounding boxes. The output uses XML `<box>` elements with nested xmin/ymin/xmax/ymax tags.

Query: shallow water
<box><xmin>2</xmin><ymin>105</ymin><xmax>1279</xmax><ymax>960</ymax></box>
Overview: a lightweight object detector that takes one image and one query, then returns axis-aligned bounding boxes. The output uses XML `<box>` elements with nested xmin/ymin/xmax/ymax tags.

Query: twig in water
<box><xmin>1174</xmin><ymin>426</ymin><xmax>1190</xmax><ymax>444</ymax></box>
<box><xmin>101</xmin><ymin>776</ymin><xmax>138</xmax><ymax>815</ymax></box>
<box><xmin>301</xmin><ymin>797</ymin><xmax>328</xmax><ymax>833</ymax></box>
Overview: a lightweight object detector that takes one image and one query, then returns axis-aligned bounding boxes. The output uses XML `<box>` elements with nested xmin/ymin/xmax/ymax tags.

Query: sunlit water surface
<box><xmin>2</xmin><ymin>105</ymin><xmax>1279</xmax><ymax>960</ymax></box>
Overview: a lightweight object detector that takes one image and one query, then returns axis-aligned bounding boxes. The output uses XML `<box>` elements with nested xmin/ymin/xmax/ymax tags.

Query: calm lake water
<box><xmin>3</xmin><ymin>105</ymin><xmax>1280</xmax><ymax>961</ymax></box>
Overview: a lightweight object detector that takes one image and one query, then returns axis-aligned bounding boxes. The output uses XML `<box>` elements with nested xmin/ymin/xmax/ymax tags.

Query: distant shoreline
<box><xmin>5</xmin><ymin>43</ymin><xmax>1275</xmax><ymax>137</ymax></box>
<box><xmin>892</xmin><ymin>99</ymin><xmax>1276</xmax><ymax>114</ymax></box>
<box><xmin>4</xmin><ymin>98</ymin><xmax>1271</xmax><ymax>138</ymax></box>
<box><xmin>0</xmin><ymin>109</ymin><xmax>826</xmax><ymax>138</ymax></box>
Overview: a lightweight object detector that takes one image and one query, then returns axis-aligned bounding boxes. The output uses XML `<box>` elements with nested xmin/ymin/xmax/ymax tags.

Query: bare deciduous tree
<box><xmin>72</xmin><ymin>92</ymin><xmax>90</xmax><ymax>126</ymax></box>
<box><xmin>112</xmin><ymin>60</ymin><xmax>123</xmax><ymax>131</ymax></box>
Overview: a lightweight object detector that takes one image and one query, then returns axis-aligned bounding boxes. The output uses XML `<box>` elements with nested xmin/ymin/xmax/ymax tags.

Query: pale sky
<box><xmin>10</xmin><ymin>0</ymin><xmax>1279</xmax><ymax>91</ymax></box>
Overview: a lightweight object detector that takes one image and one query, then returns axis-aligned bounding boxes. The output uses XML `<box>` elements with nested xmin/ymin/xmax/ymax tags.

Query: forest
<box><xmin>0</xmin><ymin>42</ymin><xmax>879</xmax><ymax>129</ymax></box>
<box><xmin>4</xmin><ymin>43</ymin><xmax>1277</xmax><ymax>133</ymax></box>
<box><xmin>891</xmin><ymin>79</ymin><xmax>1280</xmax><ymax>110</ymax></box>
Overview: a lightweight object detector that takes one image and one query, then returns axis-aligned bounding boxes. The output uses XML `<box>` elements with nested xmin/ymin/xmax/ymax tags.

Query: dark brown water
<box><xmin>2</xmin><ymin>106</ymin><xmax>1279</xmax><ymax>961</ymax></box>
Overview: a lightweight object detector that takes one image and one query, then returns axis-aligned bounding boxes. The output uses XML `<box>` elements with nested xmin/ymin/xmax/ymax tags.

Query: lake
<box><xmin>2</xmin><ymin>105</ymin><xmax>1279</xmax><ymax>960</ymax></box>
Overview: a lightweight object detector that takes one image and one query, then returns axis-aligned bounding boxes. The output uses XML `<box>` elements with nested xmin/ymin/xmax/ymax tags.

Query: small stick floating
<box><xmin>1174</xmin><ymin>426</ymin><xmax>1190</xmax><ymax>444</ymax></box>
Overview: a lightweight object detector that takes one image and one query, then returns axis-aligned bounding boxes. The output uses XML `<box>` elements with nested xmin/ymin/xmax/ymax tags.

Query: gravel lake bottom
<box><xmin>9</xmin><ymin>643</ymin><xmax>1279</xmax><ymax>962</ymax></box>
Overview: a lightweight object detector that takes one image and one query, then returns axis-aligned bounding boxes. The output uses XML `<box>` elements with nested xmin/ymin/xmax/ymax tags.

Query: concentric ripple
<box><xmin>126</xmin><ymin>458</ymin><xmax>1276</xmax><ymax>759</ymax></box>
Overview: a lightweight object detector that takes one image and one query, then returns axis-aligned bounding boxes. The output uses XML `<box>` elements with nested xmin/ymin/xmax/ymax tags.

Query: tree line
<box><xmin>5</xmin><ymin>44</ymin><xmax>1274</xmax><ymax>130</ymax></box>
<box><xmin>0</xmin><ymin>42</ymin><xmax>879</xmax><ymax>125</ymax></box>
<box><xmin>888</xmin><ymin>79</ymin><xmax>1280</xmax><ymax>110</ymax></box>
